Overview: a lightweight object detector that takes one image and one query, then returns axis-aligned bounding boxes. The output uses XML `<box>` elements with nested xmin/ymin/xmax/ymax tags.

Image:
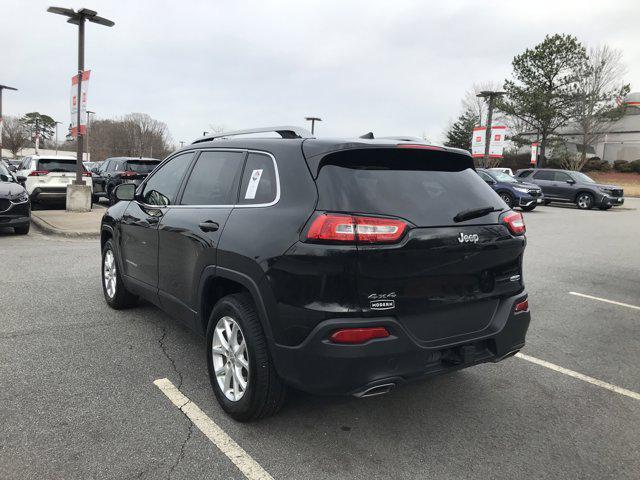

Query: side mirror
<box><xmin>91</xmin><ymin>167</ymin><xmax>99</xmax><ymax>173</ymax></box>
<box><xmin>114</xmin><ymin>183</ymin><xmax>136</xmax><ymax>202</ymax></box>
<box><xmin>17</xmin><ymin>175</ymin><xmax>27</xmax><ymax>185</ymax></box>
<box><xmin>485</xmin><ymin>179</ymin><xmax>495</xmax><ymax>185</ymax></box>
<box><xmin>566</xmin><ymin>179</ymin><xmax>576</xmax><ymax>185</ymax></box>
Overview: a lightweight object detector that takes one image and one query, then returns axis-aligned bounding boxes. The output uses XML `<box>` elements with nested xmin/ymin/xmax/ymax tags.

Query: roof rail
<box><xmin>191</xmin><ymin>126</ymin><xmax>313</xmax><ymax>144</ymax></box>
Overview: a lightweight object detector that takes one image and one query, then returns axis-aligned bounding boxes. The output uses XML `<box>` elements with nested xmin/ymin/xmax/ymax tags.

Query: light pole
<box><xmin>47</xmin><ymin>7</ymin><xmax>114</xmax><ymax>186</ymax></box>
<box><xmin>203</xmin><ymin>131</ymin><xmax>209</xmax><ymax>136</ymax></box>
<box><xmin>476</xmin><ymin>91</ymin><xmax>505</xmax><ymax>167</ymax></box>
<box><xmin>0</xmin><ymin>84</ymin><xmax>18</xmax><ymax>158</ymax></box>
<box><xmin>86</xmin><ymin>110</ymin><xmax>95</xmax><ymax>161</ymax></box>
<box><xmin>305</xmin><ymin>116</ymin><xmax>322</xmax><ymax>135</ymax></box>
<box><xmin>54</xmin><ymin>121</ymin><xmax>62</xmax><ymax>155</ymax></box>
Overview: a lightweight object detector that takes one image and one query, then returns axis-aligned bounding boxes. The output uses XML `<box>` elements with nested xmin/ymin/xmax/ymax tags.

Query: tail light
<box><xmin>82</xmin><ymin>171</ymin><xmax>91</xmax><ymax>177</ymax></box>
<box><xmin>29</xmin><ymin>170</ymin><xmax>49</xmax><ymax>176</ymax></box>
<box><xmin>329</xmin><ymin>327</ymin><xmax>390</xmax><ymax>344</ymax></box>
<box><xmin>514</xmin><ymin>298</ymin><xmax>529</xmax><ymax>314</ymax></box>
<box><xmin>306</xmin><ymin>214</ymin><xmax>408</xmax><ymax>244</ymax></box>
<box><xmin>120</xmin><ymin>170</ymin><xmax>138</xmax><ymax>178</ymax></box>
<box><xmin>501</xmin><ymin>211</ymin><xmax>526</xmax><ymax>235</ymax></box>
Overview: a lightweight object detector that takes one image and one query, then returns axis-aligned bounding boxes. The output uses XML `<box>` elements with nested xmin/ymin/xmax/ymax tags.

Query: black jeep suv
<box><xmin>515</xmin><ymin>168</ymin><xmax>624</xmax><ymax>210</ymax></box>
<box><xmin>92</xmin><ymin>157</ymin><xmax>160</xmax><ymax>204</ymax></box>
<box><xmin>101</xmin><ymin>127</ymin><xmax>531</xmax><ymax>420</ymax></box>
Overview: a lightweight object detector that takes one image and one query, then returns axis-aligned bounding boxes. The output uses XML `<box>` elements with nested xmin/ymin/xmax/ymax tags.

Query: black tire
<box><xmin>92</xmin><ymin>194</ymin><xmax>99</xmax><ymax>204</ymax></box>
<box><xmin>521</xmin><ymin>204</ymin><xmax>536</xmax><ymax>212</ymax></box>
<box><xmin>14</xmin><ymin>223</ymin><xmax>30</xmax><ymax>235</ymax></box>
<box><xmin>499</xmin><ymin>191</ymin><xmax>515</xmax><ymax>208</ymax></box>
<box><xmin>543</xmin><ymin>200</ymin><xmax>551</xmax><ymax>205</ymax></box>
<box><xmin>576</xmin><ymin>192</ymin><xmax>594</xmax><ymax>210</ymax></box>
<box><xmin>101</xmin><ymin>239</ymin><xmax>138</xmax><ymax>309</ymax></box>
<box><xmin>206</xmin><ymin>293</ymin><xmax>286</xmax><ymax>421</ymax></box>
<box><xmin>598</xmin><ymin>205</ymin><xmax>612</xmax><ymax>210</ymax></box>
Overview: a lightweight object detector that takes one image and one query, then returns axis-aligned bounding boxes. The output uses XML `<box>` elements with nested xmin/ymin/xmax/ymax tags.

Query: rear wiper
<box><xmin>453</xmin><ymin>206</ymin><xmax>501</xmax><ymax>223</ymax></box>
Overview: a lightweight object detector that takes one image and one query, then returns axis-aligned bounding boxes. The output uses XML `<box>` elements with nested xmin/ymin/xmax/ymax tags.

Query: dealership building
<box><xmin>554</xmin><ymin>92</ymin><xmax>640</xmax><ymax>162</ymax></box>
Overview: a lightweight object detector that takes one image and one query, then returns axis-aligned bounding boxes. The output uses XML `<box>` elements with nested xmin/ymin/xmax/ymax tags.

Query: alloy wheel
<box><xmin>103</xmin><ymin>250</ymin><xmax>117</xmax><ymax>298</ymax></box>
<box><xmin>500</xmin><ymin>193</ymin><xmax>513</xmax><ymax>208</ymax></box>
<box><xmin>577</xmin><ymin>194</ymin><xmax>592</xmax><ymax>209</ymax></box>
<box><xmin>211</xmin><ymin>316</ymin><xmax>250</xmax><ymax>401</ymax></box>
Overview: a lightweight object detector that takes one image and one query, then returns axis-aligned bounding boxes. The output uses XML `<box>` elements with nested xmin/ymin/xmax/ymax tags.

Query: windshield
<box><xmin>490</xmin><ymin>171</ymin><xmax>517</xmax><ymax>183</ymax></box>
<box><xmin>0</xmin><ymin>163</ymin><xmax>14</xmax><ymax>182</ymax></box>
<box><xmin>571</xmin><ymin>171</ymin><xmax>596</xmax><ymax>183</ymax></box>
<box><xmin>125</xmin><ymin>160</ymin><xmax>160</xmax><ymax>173</ymax></box>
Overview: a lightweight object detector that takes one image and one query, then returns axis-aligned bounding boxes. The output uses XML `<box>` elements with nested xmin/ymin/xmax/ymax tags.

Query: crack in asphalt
<box><xmin>168</xmin><ymin>419</ymin><xmax>194</xmax><ymax>479</ymax></box>
<box><xmin>157</xmin><ymin>326</ymin><xmax>184</xmax><ymax>389</ymax></box>
<box><xmin>156</xmin><ymin>326</ymin><xmax>195</xmax><ymax>479</ymax></box>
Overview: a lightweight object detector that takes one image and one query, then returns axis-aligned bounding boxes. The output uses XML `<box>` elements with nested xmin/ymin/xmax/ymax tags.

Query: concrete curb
<box><xmin>31</xmin><ymin>215</ymin><xmax>100</xmax><ymax>239</ymax></box>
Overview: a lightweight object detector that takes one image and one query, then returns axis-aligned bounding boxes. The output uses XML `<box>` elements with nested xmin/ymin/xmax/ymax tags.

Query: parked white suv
<box><xmin>15</xmin><ymin>155</ymin><xmax>93</xmax><ymax>204</ymax></box>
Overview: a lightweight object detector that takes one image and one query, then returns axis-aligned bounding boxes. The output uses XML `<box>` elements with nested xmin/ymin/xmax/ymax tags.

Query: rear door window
<box><xmin>180</xmin><ymin>151</ymin><xmax>245</xmax><ymax>205</ymax></box>
<box><xmin>315</xmin><ymin>148</ymin><xmax>502</xmax><ymax>227</ymax></box>
<box><xmin>238</xmin><ymin>153</ymin><xmax>278</xmax><ymax>205</ymax></box>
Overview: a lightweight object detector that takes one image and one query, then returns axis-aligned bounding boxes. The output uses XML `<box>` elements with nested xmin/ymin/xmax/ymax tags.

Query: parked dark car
<box><xmin>101</xmin><ymin>127</ymin><xmax>531</xmax><ymax>421</ymax></box>
<box><xmin>92</xmin><ymin>157</ymin><xmax>160</xmax><ymax>204</ymax></box>
<box><xmin>0</xmin><ymin>162</ymin><xmax>30</xmax><ymax>234</ymax></box>
<box><xmin>477</xmin><ymin>168</ymin><xmax>544</xmax><ymax>211</ymax></box>
<box><xmin>514</xmin><ymin>168</ymin><xmax>624</xmax><ymax>210</ymax></box>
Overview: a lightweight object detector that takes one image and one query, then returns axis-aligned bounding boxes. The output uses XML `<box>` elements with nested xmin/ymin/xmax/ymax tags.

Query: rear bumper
<box><xmin>272</xmin><ymin>292</ymin><xmax>530</xmax><ymax>395</ymax></box>
<box><xmin>30</xmin><ymin>187</ymin><xmax>67</xmax><ymax>201</ymax></box>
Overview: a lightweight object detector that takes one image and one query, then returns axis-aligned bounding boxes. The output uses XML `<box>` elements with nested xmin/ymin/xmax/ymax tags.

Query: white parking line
<box><xmin>569</xmin><ymin>291</ymin><xmax>640</xmax><ymax>311</ymax></box>
<box><xmin>153</xmin><ymin>378</ymin><xmax>274</xmax><ymax>480</ymax></box>
<box><xmin>515</xmin><ymin>353</ymin><xmax>640</xmax><ymax>401</ymax></box>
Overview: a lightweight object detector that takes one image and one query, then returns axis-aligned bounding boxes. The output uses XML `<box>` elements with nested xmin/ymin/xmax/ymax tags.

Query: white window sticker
<box><xmin>244</xmin><ymin>169</ymin><xmax>263</xmax><ymax>200</ymax></box>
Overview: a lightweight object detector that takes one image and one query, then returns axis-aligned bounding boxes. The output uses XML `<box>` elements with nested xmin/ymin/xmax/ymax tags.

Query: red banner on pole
<box><xmin>70</xmin><ymin>70</ymin><xmax>91</xmax><ymax>137</ymax></box>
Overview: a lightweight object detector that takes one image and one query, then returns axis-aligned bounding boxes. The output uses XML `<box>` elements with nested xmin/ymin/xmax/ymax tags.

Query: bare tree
<box><xmin>80</xmin><ymin>113</ymin><xmax>174</xmax><ymax>162</ymax></box>
<box><xmin>1</xmin><ymin>116</ymin><xmax>30</xmax><ymax>157</ymax></box>
<box><xmin>570</xmin><ymin>45</ymin><xmax>630</xmax><ymax>166</ymax></box>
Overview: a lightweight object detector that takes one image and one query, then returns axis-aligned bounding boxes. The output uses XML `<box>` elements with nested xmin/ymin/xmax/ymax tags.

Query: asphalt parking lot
<box><xmin>1</xmin><ymin>200</ymin><xmax>639</xmax><ymax>480</ymax></box>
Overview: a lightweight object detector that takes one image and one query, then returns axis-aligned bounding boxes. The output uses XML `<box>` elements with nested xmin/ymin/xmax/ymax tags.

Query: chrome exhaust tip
<box><xmin>354</xmin><ymin>383</ymin><xmax>396</xmax><ymax>398</ymax></box>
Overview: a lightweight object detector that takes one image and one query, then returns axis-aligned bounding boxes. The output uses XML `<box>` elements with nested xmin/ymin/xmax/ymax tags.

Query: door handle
<box><xmin>199</xmin><ymin>220</ymin><xmax>219</xmax><ymax>232</ymax></box>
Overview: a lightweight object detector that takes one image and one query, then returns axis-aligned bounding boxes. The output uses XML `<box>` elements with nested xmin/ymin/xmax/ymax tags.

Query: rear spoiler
<box><xmin>302</xmin><ymin>144</ymin><xmax>474</xmax><ymax>178</ymax></box>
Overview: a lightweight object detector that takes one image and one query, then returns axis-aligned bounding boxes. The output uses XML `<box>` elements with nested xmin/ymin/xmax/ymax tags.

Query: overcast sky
<box><xmin>3</xmin><ymin>0</ymin><xmax>639</xmax><ymax>147</ymax></box>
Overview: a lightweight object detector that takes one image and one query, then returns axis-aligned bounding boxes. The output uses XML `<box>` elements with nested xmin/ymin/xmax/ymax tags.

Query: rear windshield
<box><xmin>316</xmin><ymin>149</ymin><xmax>503</xmax><ymax>227</ymax></box>
<box><xmin>36</xmin><ymin>158</ymin><xmax>81</xmax><ymax>172</ymax></box>
<box><xmin>125</xmin><ymin>160</ymin><xmax>160</xmax><ymax>173</ymax></box>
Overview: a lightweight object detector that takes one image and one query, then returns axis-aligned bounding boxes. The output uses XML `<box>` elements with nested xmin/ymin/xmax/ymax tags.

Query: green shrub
<box><xmin>630</xmin><ymin>159</ymin><xmax>640</xmax><ymax>173</ymax></box>
<box><xmin>613</xmin><ymin>160</ymin><xmax>629</xmax><ymax>172</ymax></box>
<box><xmin>616</xmin><ymin>161</ymin><xmax>635</xmax><ymax>173</ymax></box>
<box><xmin>583</xmin><ymin>157</ymin><xmax>611</xmax><ymax>172</ymax></box>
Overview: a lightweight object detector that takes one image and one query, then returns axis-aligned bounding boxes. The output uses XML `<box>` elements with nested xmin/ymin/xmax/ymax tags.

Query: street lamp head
<box><xmin>47</xmin><ymin>6</ymin><xmax>115</xmax><ymax>27</ymax></box>
<box><xmin>305</xmin><ymin>117</ymin><xmax>322</xmax><ymax>122</ymax></box>
<box><xmin>0</xmin><ymin>84</ymin><xmax>18</xmax><ymax>91</ymax></box>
